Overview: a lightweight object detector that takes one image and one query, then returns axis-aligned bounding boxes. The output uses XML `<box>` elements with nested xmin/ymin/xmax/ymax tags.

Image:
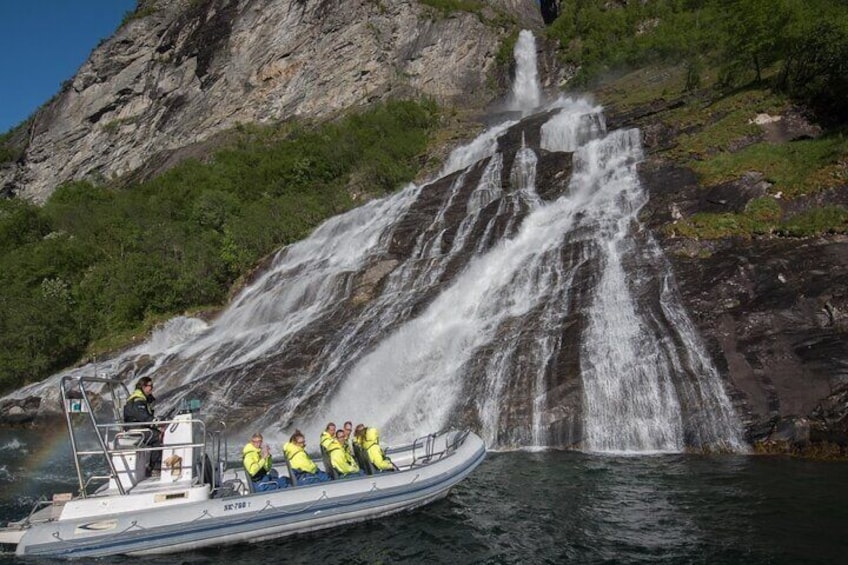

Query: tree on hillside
<box><xmin>776</xmin><ymin>0</ymin><xmax>848</xmax><ymax>124</ymax></box>
<box><xmin>716</xmin><ymin>0</ymin><xmax>792</xmax><ymax>84</ymax></box>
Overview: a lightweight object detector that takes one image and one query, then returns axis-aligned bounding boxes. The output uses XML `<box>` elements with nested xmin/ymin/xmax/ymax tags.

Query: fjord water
<box><xmin>1</xmin><ymin>430</ymin><xmax>846</xmax><ymax>564</ymax></box>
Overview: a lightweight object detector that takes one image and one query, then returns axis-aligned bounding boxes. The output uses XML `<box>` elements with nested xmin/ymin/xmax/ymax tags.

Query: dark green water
<box><xmin>1</xmin><ymin>430</ymin><xmax>846</xmax><ymax>564</ymax></box>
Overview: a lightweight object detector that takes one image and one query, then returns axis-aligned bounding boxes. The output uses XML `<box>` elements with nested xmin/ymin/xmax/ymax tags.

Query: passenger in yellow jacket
<box><xmin>343</xmin><ymin>421</ymin><xmax>354</xmax><ymax>456</ymax></box>
<box><xmin>283</xmin><ymin>430</ymin><xmax>330</xmax><ymax>484</ymax></box>
<box><xmin>319</xmin><ymin>422</ymin><xmax>336</xmax><ymax>452</ymax></box>
<box><xmin>242</xmin><ymin>433</ymin><xmax>288</xmax><ymax>491</ymax></box>
<box><xmin>327</xmin><ymin>429</ymin><xmax>363</xmax><ymax>478</ymax></box>
<box><xmin>353</xmin><ymin>424</ymin><xmax>366</xmax><ymax>447</ymax></box>
<box><xmin>362</xmin><ymin>427</ymin><xmax>396</xmax><ymax>472</ymax></box>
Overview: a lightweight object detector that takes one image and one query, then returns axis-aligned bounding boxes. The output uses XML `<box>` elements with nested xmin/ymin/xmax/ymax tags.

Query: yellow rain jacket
<box><xmin>319</xmin><ymin>431</ymin><xmax>334</xmax><ymax>451</ymax></box>
<box><xmin>242</xmin><ymin>442</ymin><xmax>272</xmax><ymax>480</ymax></box>
<box><xmin>284</xmin><ymin>441</ymin><xmax>318</xmax><ymax>474</ymax></box>
<box><xmin>327</xmin><ymin>438</ymin><xmax>360</xmax><ymax>476</ymax></box>
<box><xmin>362</xmin><ymin>428</ymin><xmax>394</xmax><ymax>471</ymax></box>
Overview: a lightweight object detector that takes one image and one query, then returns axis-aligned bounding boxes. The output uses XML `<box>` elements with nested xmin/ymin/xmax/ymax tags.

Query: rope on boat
<box><xmin>341</xmin><ymin>481</ymin><xmax>380</xmax><ymax>505</ymax></box>
<box><xmin>231</xmin><ymin>490</ymin><xmax>330</xmax><ymax>525</ymax></box>
<box><xmin>122</xmin><ymin>519</ymin><xmax>144</xmax><ymax>532</ymax></box>
<box><xmin>277</xmin><ymin>490</ymin><xmax>330</xmax><ymax>514</ymax></box>
<box><xmin>192</xmin><ymin>509</ymin><xmax>213</xmax><ymax>521</ymax></box>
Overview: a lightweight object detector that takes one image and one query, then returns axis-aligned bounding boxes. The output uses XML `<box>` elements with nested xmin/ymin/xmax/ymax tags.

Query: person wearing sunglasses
<box><xmin>283</xmin><ymin>430</ymin><xmax>330</xmax><ymax>484</ymax></box>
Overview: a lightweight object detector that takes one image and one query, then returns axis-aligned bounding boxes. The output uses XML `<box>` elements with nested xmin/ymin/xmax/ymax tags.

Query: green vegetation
<box><xmin>419</xmin><ymin>0</ymin><xmax>485</xmax><ymax>17</ymax></box>
<box><xmin>120</xmin><ymin>5</ymin><xmax>158</xmax><ymax>26</ymax></box>
<box><xmin>418</xmin><ymin>0</ymin><xmax>514</xmax><ymax>27</ymax></box>
<box><xmin>656</xmin><ymin>91</ymin><xmax>848</xmax><ymax>239</ymax></box>
<box><xmin>669</xmin><ymin>202</ymin><xmax>848</xmax><ymax>240</ymax></box>
<box><xmin>558</xmin><ymin>0</ymin><xmax>848</xmax><ymax>240</ymax></box>
<box><xmin>0</xmin><ymin>125</ymin><xmax>28</xmax><ymax>163</ymax></box>
<box><xmin>547</xmin><ymin>0</ymin><xmax>848</xmax><ymax>124</ymax></box>
<box><xmin>689</xmin><ymin>133</ymin><xmax>848</xmax><ymax>198</ymax></box>
<box><xmin>495</xmin><ymin>30</ymin><xmax>520</xmax><ymax>69</ymax></box>
<box><xmin>778</xmin><ymin>206</ymin><xmax>848</xmax><ymax>237</ymax></box>
<box><xmin>0</xmin><ymin>100</ymin><xmax>438</xmax><ymax>393</ymax></box>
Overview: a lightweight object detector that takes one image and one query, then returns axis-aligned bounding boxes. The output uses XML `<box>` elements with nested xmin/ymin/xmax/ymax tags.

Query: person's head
<box><xmin>135</xmin><ymin>377</ymin><xmax>153</xmax><ymax>394</ymax></box>
<box><xmin>354</xmin><ymin>424</ymin><xmax>365</xmax><ymax>439</ymax></box>
<box><xmin>344</xmin><ymin>421</ymin><xmax>352</xmax><ymax>433</ymax></box>
<box><xmin>335</xmin><ymin>429</ymin><xmax>346</xmax><ymax>442</ymax></box>
<box><xmin>325</xmin><ymin>422</ymin><xmax>336</xmax><ymax>435</ymax></box>
<box><xmin>251</xmin><ymin>433</ymin><xmax>263</xmax><ymax>447</ymax></box>
<box><xmin>290</xmin><ymin>430</ymin><xmax>306</xmax><ymax>447</ymax></box>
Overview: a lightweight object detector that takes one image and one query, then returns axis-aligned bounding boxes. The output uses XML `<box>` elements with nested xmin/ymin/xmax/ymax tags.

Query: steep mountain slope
<box><xmin>1</xmin><ymin>0</ymin><xmax>542</xmax><ymax>202</ymax></box>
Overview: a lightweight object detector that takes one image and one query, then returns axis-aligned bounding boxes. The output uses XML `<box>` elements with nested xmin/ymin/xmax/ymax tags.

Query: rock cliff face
<box><xmin>2</xmin><ymin>0</ymin><xmax>542</xmax><ymax>202</ymax></box>
<box><xmin>623</xmin><ymin>104</ymin><xmax>848</xmax><ymax>456</ymax></box>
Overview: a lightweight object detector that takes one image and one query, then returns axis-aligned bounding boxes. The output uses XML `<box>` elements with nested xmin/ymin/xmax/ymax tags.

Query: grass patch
<box><xmin>668</xmin><ymin>200</ymin><xmax>848</xmax><ymax>240</ymax></box>
<box><xmin>778</xmin><ymin>206</ymin><xmax>848</xmax><ymax>237</ymax></box>
<box><xmin>665</xmin><ymin>86</ymin><xmax>787</xmax><ymax>160</ymax></box>
<box><xmin>0</xmin><ymin>122</ymin><xmax>30</xmax><ymax>163</ymax></box>
<box><xmin>595</xmin><ymin>66</ymin><xmax>692</xmax><ymax>111</ymax></box>
<box><xmin>84</xmin><ymin>312</ymin><xmax>174</xmax><ymax>358</ymax></box>
<box><xmin>599</xmin><ymin>64</ymin><xmax>848</xmax><ymax>241</ymax></box>
<box><xmin>419</xmin><ymin>0</ymin><xmax>485</xmax><ymax>17</ymax></box>
<box><xmin>690</xmin><ymin>132</ymin><xmax>848</xmax><ymax>198</ymax></box>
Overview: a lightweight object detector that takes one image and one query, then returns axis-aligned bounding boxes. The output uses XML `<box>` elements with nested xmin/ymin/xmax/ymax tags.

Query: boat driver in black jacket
<box><xmin>123</xmin><ymin>376</ymin><xmax>163</xmax><ymax>477</ymax></box>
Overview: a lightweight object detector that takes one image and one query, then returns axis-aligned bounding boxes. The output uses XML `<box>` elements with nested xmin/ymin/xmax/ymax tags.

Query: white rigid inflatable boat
<box><xmin>0</xmin><ymin>376</ymin><xmax>486</xmax><ymax>558</ymax></box>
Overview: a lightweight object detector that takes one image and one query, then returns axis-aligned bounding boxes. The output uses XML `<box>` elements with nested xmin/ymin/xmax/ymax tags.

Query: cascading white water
<box><xmin>570</xmin><ymin>128</ymin><xmax>745</xmax><ymax>453</ymax></box>
<box><xmin>312</xmin><ymin>104</ymin><xmax>744</xmax><ymax>452</ymax></box>
<box><xmin>511</xmin><ymin>29</ymin><xmax>541</xmax><ymax>114</ymax></box>
<box><xmin>576</xmin><ymin>130</ymin><xmax>685</xmax><ymax>452</ymax></box>
<box><xmin>541</xmin><ymin>97</ymin><xmax>606</xmax><ymax>152</ymax></box>
<box><xmin>6</xmin><ymin>31</ymin><xmax>745</xmax><ymax>454</ymax></box>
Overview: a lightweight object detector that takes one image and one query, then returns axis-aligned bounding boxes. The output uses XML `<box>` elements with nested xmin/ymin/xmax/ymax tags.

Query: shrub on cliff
<box><xmin>547</xmin><ymin>0</ymin><xmax>848</xmax><ymax>125</ymax></box>
<box><xmin>0</xmin><ymin>100</ymin><xmax>438</xmax><ymax>394</ymax></box>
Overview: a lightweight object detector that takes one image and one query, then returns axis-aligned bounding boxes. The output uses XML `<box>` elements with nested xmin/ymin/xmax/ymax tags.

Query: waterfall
<box><xmin>309</xmin><ymin>100</ymin><xmax>744</xmax><ymax>452</ymax></box>
<box><xmin>511</xmin><ymin>29</ymin><xmax>541</xmax><ymax>114</ymax></box>
<box><xmin>5</xmin><ymin>33</ymin><xmax>746</xmax><ymax>454</ymax></box>
<box><xmin>566</xmin><ymin>127</ymin><xmax>746</xmax><ymax>453</ymax></box>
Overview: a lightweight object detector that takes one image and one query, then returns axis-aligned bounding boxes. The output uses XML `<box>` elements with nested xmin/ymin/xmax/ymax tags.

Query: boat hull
<box><xmin>13</xmin><ymin>431</ymin><xmax>485</xmax><ymax>558</ymax></box>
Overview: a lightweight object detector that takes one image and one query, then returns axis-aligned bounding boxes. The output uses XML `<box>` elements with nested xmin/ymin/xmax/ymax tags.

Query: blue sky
<box><xmin>0</xmin><ymin>0</ymin><xmax>137</xmax><ymax>134</ymax></box>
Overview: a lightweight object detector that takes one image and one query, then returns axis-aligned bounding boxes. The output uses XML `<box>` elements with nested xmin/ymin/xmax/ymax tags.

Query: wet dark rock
<box><xmin>540</xmin><ymin>0</ymin><xmax>561</xmax><ymax>25</ymax></box>
<box><xmin>111</xmin><ymin>354</ymin><xmax>156</xmax><ymax>382</ymax></box>
<box><xmin>0</xmin><ymin>396</ymin><xmax>42</xmax><ymax>426</ymax></box>
<box><xmin>640</xmin><ymin>162</ymin><xmax>773</xmax><ymax>223</ymax></box>
<box><xmin>351</xmin><ymin>259</ymin><xmax>400</xmax><ymax>306</ymax></box>
<box><xmin>669</xmin><ymin>238</ymin><xmax>848</xmax><ymax>418</ymax></box>
<box><xmin>638</xmin><ymin>154</ymin><xmax>848</xmax><ymax>455</ymax></box>
<box><xmin>612</xmin><ymin>93</ymin><xmax>848</xmax><ymax>456</ymax></box>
